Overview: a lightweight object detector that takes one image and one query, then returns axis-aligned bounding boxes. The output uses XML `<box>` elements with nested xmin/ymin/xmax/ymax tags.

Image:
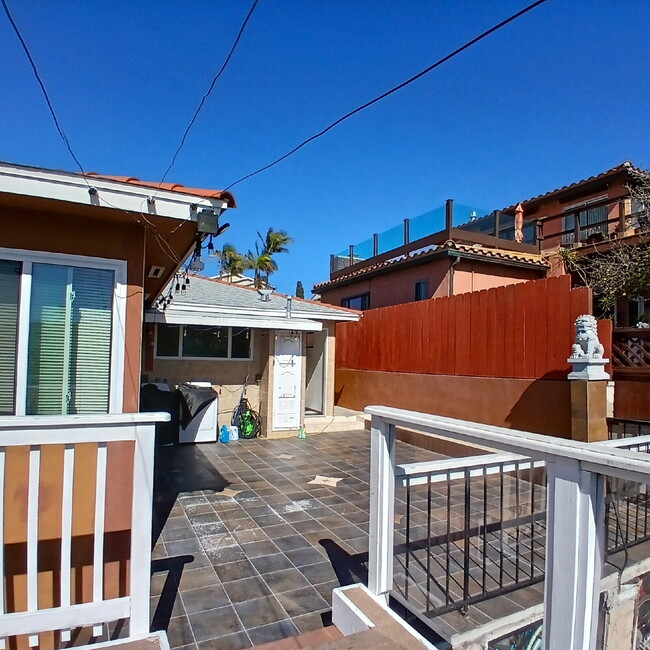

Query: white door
<box><xmin>273</xmin><ymin>331</ymin><xmax>302</xmax><ymax>430</ymax></box>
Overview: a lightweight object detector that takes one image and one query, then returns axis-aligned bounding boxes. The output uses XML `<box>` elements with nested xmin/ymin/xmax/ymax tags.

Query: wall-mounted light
<box><xmin>197</xmin><ymin>208</ymin><xmax>226</xmax><ymax>235</ymax></box>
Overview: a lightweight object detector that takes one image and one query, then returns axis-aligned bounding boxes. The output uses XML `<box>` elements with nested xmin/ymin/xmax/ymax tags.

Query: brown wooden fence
<box><xmin>336</xmin><ymin>275</ymin><xmax>612</xmax><ymax>380</ymax></box>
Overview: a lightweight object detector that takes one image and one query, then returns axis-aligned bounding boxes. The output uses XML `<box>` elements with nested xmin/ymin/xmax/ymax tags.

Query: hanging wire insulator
<box><xmin>175</xmin><ymin>282</ymin><xmax>181</xmax><ymax>293</ymax></box>
<box><xmin>207</xmin><ymin>236</ymin><xmax>214</xmax><ymax>252</ymax></box>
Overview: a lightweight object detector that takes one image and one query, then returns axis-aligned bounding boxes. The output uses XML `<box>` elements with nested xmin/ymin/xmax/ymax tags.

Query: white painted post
<box><xmin>543</xmin><ymin>458</ymin><xmax>605</xmax><ymax>650</ymax></box>
<box><xmin>129</xmin><ymin>422</ymin><xmax>156</xmax><ymax>636</ymax></box>
<box><xmin>368</xmin><ymin>414</ymin><xmax>396</xmax><ymax>598</ymax></box>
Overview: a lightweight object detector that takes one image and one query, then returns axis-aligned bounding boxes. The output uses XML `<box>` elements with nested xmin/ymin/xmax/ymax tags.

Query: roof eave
<box><xmin>0</xmin><ymin>161</ymin><xmax>230</xmax><ymax>221</ymax></box>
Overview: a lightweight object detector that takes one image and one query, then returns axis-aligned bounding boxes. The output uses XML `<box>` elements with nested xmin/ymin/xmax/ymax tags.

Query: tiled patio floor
<box><xmin>149</xmin><ymin>428</ymin><xmax>440</xmax><ymax>650</ymax></box>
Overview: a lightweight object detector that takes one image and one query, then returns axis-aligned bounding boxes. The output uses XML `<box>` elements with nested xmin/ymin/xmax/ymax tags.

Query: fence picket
<box><xmin>334</xmin><ymin>277</ymin><xmax>610</xmax><ymax>380</ymax></box>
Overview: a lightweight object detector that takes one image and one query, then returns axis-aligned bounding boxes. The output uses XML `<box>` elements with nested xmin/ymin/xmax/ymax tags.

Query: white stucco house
<box><xmin>143</xmin><ymin>275</ymin><xmax>360</xmax><ymax>438</ymax></box>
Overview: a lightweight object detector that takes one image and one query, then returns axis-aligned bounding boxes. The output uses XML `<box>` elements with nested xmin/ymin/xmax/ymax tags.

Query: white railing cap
<box><xmin>366</xmin><ymin>405</ymin><xmax>650</xmax><ymax>484</ymax></box>
<box><xmin>0</xmin><ymin>412</ymin><xmax>170</xmax><ymax>429</ymax></box>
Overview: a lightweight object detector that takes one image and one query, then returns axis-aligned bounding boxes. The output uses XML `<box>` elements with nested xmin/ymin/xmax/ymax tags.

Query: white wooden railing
<box><xmin>0</xmin><ymin>412</ymin><xmax>166</xmax><ymax>648</ymax></box>
<box><xmin>367</xmin><ymin>406</ymin><xmax>650</xmax><ymax>650</ymax></box>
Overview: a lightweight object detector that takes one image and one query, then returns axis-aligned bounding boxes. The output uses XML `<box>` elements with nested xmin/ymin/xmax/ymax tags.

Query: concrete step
<box><xmin>331</xmin><ymin>585</ymin><xmax>438</xmax><ymax>650</ymax></box>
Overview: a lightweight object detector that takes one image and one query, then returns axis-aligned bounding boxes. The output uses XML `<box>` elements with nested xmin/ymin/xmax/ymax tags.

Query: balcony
<box><xmin>364</xmin><ymin>406</ymin><xmax>650</xmax><ymax>649</ymax></box>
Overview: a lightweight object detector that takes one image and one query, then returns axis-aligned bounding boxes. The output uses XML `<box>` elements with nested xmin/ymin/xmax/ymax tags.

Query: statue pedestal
<box><xmin>567</xmin><ymin>358</ymin><xmax>610</xmax><ymax>443</ymax></box>
<box><xmin>567</xmin><ymin>357</ymin><xmax>610</xmax><ymax>381</ymax></box>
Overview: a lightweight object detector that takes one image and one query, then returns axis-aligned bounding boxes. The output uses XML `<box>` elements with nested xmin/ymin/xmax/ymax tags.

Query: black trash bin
<box><xmin>139</xmin><ymin>383</ymin><xmax>179</xmax><ymax>445</ymax></box>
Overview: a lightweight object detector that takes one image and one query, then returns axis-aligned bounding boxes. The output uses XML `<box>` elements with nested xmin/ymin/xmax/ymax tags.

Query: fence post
<box><xmin>129</xmin><ymin>421</ymin><xmax>156</xmax><ymax>636</ymax></box>
<box><xmin>368</xmin><ymin>414</ymin><xmax>396</xmax><ymax>599</ymax></box>
<box><xmin>543</xmin><ymin>458</ymin><xmax>605</xmax><ymax>650</ymax></box>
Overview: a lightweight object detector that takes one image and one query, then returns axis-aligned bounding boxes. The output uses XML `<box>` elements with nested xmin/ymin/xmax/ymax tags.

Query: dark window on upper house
<box><xmin>341</xmin><ymin>293</ymin><xmax>370</xmax><ymax>310</ymax></box>
<box><xmin>414</xmin><ymin>280</ymin><xmax>429</xmax><ymax>301</ymax></box>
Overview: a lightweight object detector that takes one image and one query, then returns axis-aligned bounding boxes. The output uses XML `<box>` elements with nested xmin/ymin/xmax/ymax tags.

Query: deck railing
<box><xmin>367</xmin><ymin>406</ymin><xmax>650</xmax><ymax>650</ymax></box>
<box><xmin>0</xmin><ymin>413</ymin><xmax>164</xmax><ymax>648</ymax></box>
<box><xmin>393</xmin><ymin>454</ymin><xmax>546</xmax><ymax>616</ymax></box>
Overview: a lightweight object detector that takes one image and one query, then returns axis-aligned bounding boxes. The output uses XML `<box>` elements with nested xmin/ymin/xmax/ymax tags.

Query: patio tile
<box><xmin>222</xmin><ymin>575</ymin><xmax>272</xmax><ymax>603</ymax></box>
<box><xmin>239</xmin><ymin>539</ymin><xmax>280</xmax><ymax>558</ymax></box>
<box><xmin>313</xmin><ymin>580</ymin><xmax>339</xmax><ymax>606</ymax></box>
<box><xmin>177</xmin><ymin>567</ymin><xmax>220</xmax><ymax>592</ymax></box>
<box><xmin>204</xmin><ymin>545</ymin><xmax>247</xmax><ymax>565</ymax></box>
<box><xmin>250</xmin><ymin>553</ymin><xmax>295</xmax><ymax>574</ymax></box>
<box><xmin>251</xmin><ymin>513</ymin><xmax>286</xmax><ymax>527</ymax></box>
<box><xmin>223</xmin><ymin>517</ymin><xmax>259</xmax><ymax>532</ymax></box>
<box><xmin>197</xmin><ymin>631</ymin><xmax>251</xmax><ymax>650</ymax></box>
<box><xmin>151</xmin><ymin>591</ymin><xmax>185</xmax><ymax>621</ymax></box>
<box><xmin>300</xmin><ymin>562</ymin><xmax>339</xmax><ymax>586</ymax></box>
<box><xmin>292</xmin><ymin>611</ymin><xmax>331</xmax><ymax>633</ymax></box>
<box><xmin>345</xmin><ymin>536</ymin><xmax>369</xmax><ymax>554</ymax></box>
<box><xmin>166</xmin><ymin>538</ymin><xmax>204</xmax><ymax>556</ymax></box>
<box><xmin>285</xmin><ymin>547</ymin><xmax>329</xmax><ymax>568</ymax></box>
<box><xmin>232</xmin><ymin>528</ymin><xmax>270</xmax><ymax>544</ymax></box>
<box><xmin>164</xmin><ymin>615</ymin><xmax>195</xmax><ymax>647</ymax></box>
<box><xmin>276</xmin><ymin>586</ymin><xmax>329</xmax><ymax>618</ymax></box>
<box><xmin>263</xmin><ymin>523</ymin><xmax>299</xmax><ymax>538</ymax></box>
<box><xmin>164</xmin><ymin>515</ymin><xmax>193</xmax><ymax>530</ymax></box>
<box><xmin>181</xmin><ymin>584</ymin><xmax>230</xmax><ymax>614</ymax></box>
<box><xmin>189</xmin><ymin>605</ymin><xmax>244</xmax><ymax>642</ymax></box>
<box><xmin>215</xmin><ymin>559</ymin><xmax>259</xmax><ymax>582</ymax></box>
<box><xmin>273</xmin><ymin>535</ymin><xmax>311</xmax><ymax>552</ymax></box>
<box><xmin>291</xmin><ymin>519</ymin><xmax>328</xmax><ymax>535</ymax></box>
<box><xmin>247</xmin><ymin>619</ymin><xmax>300</xmax><ymax>646</ymax></box>
<box><xmin>233</xmin><ymin>595</ymin><xmax>288</xmax><ymax>629</ymax></box>
<box><xmin>262</xmin><ymin>568</ymin><xmax>312</xmax><ymax>594</ymax></box>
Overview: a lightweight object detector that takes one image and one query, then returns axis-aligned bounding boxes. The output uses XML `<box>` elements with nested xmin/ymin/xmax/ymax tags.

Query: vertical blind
<box><xmin>26</xmin><ymin>263</ymin><xmax>114</xmax><ymax>415</ymax></box>
<box><xmin>0</xmin><ymin>260</ymin><xmax>20</xmax><ymax>415</ymax></box>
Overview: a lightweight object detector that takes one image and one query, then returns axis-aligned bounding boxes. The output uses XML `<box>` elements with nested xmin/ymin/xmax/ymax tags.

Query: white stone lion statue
<box><xmin>570</xmin><ymin>314</ymin><xmax>604</xmax><ymax>359</ymax></box>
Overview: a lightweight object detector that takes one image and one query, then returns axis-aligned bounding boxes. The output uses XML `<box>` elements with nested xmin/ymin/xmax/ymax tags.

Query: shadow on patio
<box><xmin>148</xmin><ymin>429</ymin><xmax>440</xmax><ymax>650</ymax></box>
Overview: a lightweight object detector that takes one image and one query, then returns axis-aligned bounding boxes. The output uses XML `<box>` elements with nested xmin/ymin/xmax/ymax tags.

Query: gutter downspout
<box><xmin>448</xmin><ymin>253</ymin><xmax>461</xmax><ymax>296</ymax></box>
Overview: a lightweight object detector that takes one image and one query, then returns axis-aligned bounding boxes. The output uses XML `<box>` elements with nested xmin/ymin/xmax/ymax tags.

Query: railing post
<box><xmin>543</xmin><ymin>458</ymin><xmax>605</xmax><ymax>650</ymax></box>
<box><xmin>129</xmin><ymin>422</ymin><xmax>156</xmax><ymax>636</ymax></box>
<box><xmin>368</xmin><ymin>414</ymin><xmax>395</xmax><ymax>599</ymax></box>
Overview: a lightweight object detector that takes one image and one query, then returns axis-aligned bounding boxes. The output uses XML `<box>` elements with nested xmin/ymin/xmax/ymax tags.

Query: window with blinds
<box><xmin>26</xmin><ymin>263</ymin><xmax>114</xmax><ymax>415</ymax></box>
<box><xmin>0</xmin><ymin>260</ymin><xmax>20</xmax><ymax>415</ymax></box>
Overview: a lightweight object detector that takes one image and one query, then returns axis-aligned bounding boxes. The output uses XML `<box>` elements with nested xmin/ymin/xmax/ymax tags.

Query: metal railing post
<box><xmin>368</xmin><ymin>414</ymin><xmax>395</xmax><ymax>598</ymax></box>
<box><xmin>543</xmin><ymin>458</ymin><xmax>605</xmax><ymax>650</ymax></box>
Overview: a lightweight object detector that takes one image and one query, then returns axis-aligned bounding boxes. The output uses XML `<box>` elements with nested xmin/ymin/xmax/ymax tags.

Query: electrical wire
<box><xmin>1</xmin><ymin>0</ymin><xmax>85</xmax><ymax>175</ymax></box>
<box><xmin>155</xmin><ymin>0</ymin><xmax>261</xmax><ymax>193</ymax></box>
<box><xmin>1</xmin><ymin>0</ymin><xmax>186</xmax><ymax>270</ymax></box>
<box><xmin>224</xmin><ymin>0</ymin><xmax>549</xmax><ymax>191</ymax></box>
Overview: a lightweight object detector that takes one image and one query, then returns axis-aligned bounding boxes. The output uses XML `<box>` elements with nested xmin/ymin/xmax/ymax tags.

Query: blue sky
<box><xmin>2</xmin><ymin>0</ymin><xmax>649</xmax><ymax>295</ymax></box>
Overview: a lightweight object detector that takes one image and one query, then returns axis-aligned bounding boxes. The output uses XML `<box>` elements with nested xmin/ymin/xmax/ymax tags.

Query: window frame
<box><xmin>414</xmin><ymin>280</ymin><xmax>429</xmax><ymax>301</ymax></box>
<box><xmin>154</xmin><ymin>323</ymin><xmax>253</xmax><ymax>361</ymax></box>
<box><xmin>0</xmin><ymin>247</ymin><xmax>127</xmax><ymax>415</ymax></box>
<box><xmin>341</xmin><ymin>293</ymin><xmax>370</xmax><ymax>310</ymax></box>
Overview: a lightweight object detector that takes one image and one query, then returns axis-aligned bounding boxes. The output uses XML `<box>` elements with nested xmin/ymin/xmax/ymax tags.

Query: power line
<box><xmin>2</xmin><ymin>0</ymin><xmax>185</xmax><ymax>267</ymax></box>
<box><xmin>2</xmin><ymin>0</ymin><xmax>87</xmax><ymax>175</ymax></box>
<box><xmin>156</xmin><ymin>0</ymin><xmax>261</xmax><ymax>191</ymax></box>
<box><xmin>224</xmin><ymin>0</ymin><xmax>549</xmax><ymax>191</ymax></box>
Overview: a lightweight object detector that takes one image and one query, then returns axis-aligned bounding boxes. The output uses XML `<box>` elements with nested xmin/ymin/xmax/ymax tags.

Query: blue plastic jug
<box><xmin>220</xmin><ymin>424</ymin><xmax>229</xmax><ymax>443</ymax></box>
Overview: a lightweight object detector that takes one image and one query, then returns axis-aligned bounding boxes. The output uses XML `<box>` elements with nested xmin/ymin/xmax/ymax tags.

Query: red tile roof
<box><xmin>501</xmin><ymin>161</ymin><xmax>642</xmax><ymax>213</ymax></box>
<box><xmin>314</xmin><ymin>241</ymin><xmax>548</xmax><ymax>290</ymax></box>
<box><xmin>85</xmin><ymin>172</ymin><xmax>237</xmax><ymax>207</ymax></box>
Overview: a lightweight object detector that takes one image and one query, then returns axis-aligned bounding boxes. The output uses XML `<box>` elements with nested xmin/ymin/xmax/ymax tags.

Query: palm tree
<box><xmin>246</xmin><ymin>249</ymin><xmax>277</xmax><ymax>288</ymax></box>
<box><xmin>215</xmin><ymin>244</ymin><xmax>251</xmax><ymax>281</ymax></box>
<box><xmin>258</xmin><ymin>228</ymin><xmax>293</xmax><ymax>256</ymax></box>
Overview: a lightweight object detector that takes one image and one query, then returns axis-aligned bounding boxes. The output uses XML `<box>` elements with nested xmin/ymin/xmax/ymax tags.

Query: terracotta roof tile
<box><xmin>314</xmin><ymin>241</ymin><xmax>548</xmax><ymax>290</ymax></box>
<box><xmin>501</xmin><ymin>161</ymin><xmax>642</xmax><ymax>213</ymax></box>
<box><xmin>85</xmin><ymin>172</ymin><xmax>236</xmax><ymax>207</ymax></box>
